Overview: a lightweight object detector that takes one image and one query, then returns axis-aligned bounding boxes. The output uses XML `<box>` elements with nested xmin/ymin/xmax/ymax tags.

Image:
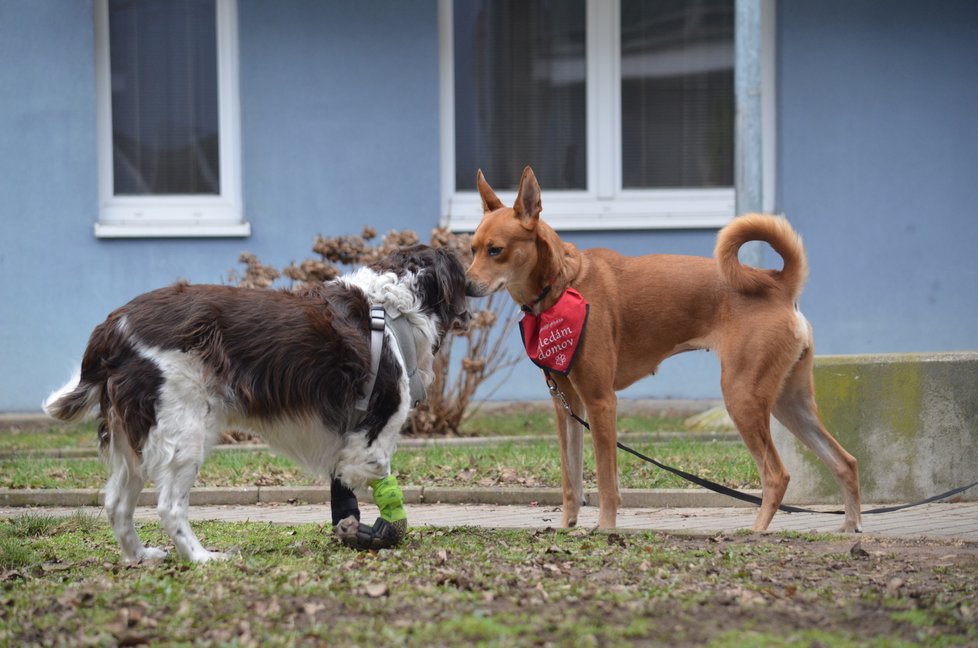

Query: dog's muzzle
<box><xmin>451</xmin><ymin>310</ymin><xmax>471</xmax><ymax>333</ymax></box>
<box><xmin>465</xmin><ymin>278</ymin><xmax>490</xmax><ymax>298</ymax></box>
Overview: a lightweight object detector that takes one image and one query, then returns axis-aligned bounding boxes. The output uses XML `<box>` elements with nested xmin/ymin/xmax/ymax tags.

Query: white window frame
<box><xmin>439</xmin><ymin>0</ymin><xmax>736</xmax><ymax>232</ymax></box>
<box><xmin>93</xmin><ymin>0</ymin><xmax>249</xmax><ymax>238</ymax></box>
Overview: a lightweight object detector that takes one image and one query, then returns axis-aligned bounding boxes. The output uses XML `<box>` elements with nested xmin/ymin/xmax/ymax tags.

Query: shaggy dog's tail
<box><xmin>42</xmin><ymin>318</ymin><xmax>120</xmax><ymax>422</ymax></box>
<box><xmin>43</xmin><ymin>369</ymin><xmax>101</xmax><ymax>422</ymax></box>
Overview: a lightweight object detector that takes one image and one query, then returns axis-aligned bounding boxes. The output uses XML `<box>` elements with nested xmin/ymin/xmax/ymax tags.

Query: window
<box><xmin>620</xmin><ymin>0</ymin><xmax>734</xmax><ymax>189</ymax></box>
<box><xmin>441</xmin><ymin>0</ymin><xmax>736</xmax><ymax>230</ymax></box>
<box><xmin>94</xmin><ymin>0</ymin><xmax>248</xmax><ymax>238</ymax></box>
<box><xmin>453</xmin><ymin>1</ymin><xmax>588</xmax><ymax>191</ymax></box>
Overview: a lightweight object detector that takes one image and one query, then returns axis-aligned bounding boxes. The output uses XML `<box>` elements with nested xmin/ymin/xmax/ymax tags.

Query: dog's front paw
<box><xmin>335</xmin><ymin>515</ymin><xmax>406</xmax><ymax>551</ymax></box>
<box><xmin>335</xmin><ymin>514</ymin><xmax>361</xmax><ymax>540</ymax></box>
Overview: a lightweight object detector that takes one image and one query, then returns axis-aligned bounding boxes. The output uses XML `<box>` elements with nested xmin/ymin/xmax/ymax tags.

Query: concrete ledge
<box><xmin>773</xmin><ymin>351</ymin><xmax>978</xmax><ymax>504</ymax></box>
<box><xmin>254</xmin><ymin>485</ymin><xmax>425</xmax><ymax>505</ymax></box>
<box><xmin>189</xmin><ymin>487</ymin><xmax>260</xmax><ymax>506</ymax></box>
<box><xmin>0</xmin><ymin>486</ymin><xmax>765</xmax><ymax>510</ymax></box>
<box><xmin>423</xmin><ymin>487</ymin><xmax>559</xmax><ymax>506</ymax></box>
<box><xmin>92</xmin><ymin>487</ymin><xmax>264</xmax><ymax>508</ymax></box>
<box><xmin>258</xmin><ymin>486</ymin><xmax>330</xmax><ymax>505</ymax></box>
<box><xmin>0</xmin><ymin>488</ymin><xmax>99</xmax><ymax>507</ymax></box>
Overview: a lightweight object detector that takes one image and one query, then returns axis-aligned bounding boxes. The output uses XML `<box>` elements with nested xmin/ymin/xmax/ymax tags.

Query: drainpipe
<box><xmin>735</xmin><ymin>0</ymin><xmax>764</xmax><ymax>267</ymax></box>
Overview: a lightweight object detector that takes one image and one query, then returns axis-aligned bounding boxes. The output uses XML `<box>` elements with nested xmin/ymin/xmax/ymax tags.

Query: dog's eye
<box><xmin>488</xmin><ymin>246</ymin><xmax>503</xmax><ymax>257</ymax></box>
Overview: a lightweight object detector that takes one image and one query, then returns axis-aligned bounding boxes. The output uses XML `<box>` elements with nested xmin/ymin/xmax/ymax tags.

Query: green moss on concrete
<box><xmin>810</xmin><ymin>357</ymin><xmax>924</xmax><ymax>499</ymax></box>
<box><xmin>781</xmin><ymin>353</ymin><xmax>978</xmax><ymax>503</ymax></box>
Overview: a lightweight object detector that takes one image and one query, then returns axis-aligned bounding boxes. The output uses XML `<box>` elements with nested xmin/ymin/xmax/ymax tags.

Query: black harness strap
<box><xmin>544</xmin><ymin>371</ymin><xmax>978</xmax><ymax>516</ymax></box>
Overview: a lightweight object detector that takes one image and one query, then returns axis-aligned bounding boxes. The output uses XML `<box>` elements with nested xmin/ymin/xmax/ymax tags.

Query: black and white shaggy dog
<box><xmin>44</xmin><ymin>245</ymin><xmax>469</xmax><ymax>562</ymax></box>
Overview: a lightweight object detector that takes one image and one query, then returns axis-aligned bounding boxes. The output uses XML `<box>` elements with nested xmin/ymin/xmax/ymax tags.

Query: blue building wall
<box><xmin>1</xmin><ymin>0</ymin><xmax>976</xmax><ymax>412</ymax></box>
<box><xmin>0</xmin><ymin>0</ymin><xmax>442</xmax><ymax>411</ymax></box>
<box><xmin>466</xmin><ymin>0</ymin><xmax>978</xmax><ymax>404</ymax></box>
<box><xmin>777</xmin><ymin>0</ymin><xmax>978</xmax><ymax>355</ymax></box>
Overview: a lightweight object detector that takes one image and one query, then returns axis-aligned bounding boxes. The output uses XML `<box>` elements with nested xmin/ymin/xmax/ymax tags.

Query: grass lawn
<box><xmin>460</xmin><ymin>409</ymin><xmax>690</xmax><ymax>437</ymax></box>
<box><xmin>1</xmin><ymin>514</ymin><xmax>975</xmax><ymax>647</ymax></box>
<box><xmin>0</xmin><ymin>437</ymin><xmax>758</xmax><ymax>491</ymax></box>
<box><xmin>0</xmin><ymin>421</ymin><xmax>102</xmax><ymax>453</ymax></box>
<box><xmin>0</xmin><ymin>410</ymin><xmax>691</xmax><ymax>452</ymax></box>
<box><xmin>0</xmin><ymin>412</ymin><xmax>756</xmax><ymax>492</ymax></box>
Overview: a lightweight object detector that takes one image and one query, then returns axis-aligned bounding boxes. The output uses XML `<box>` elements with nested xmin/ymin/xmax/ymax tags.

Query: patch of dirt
<box><xmin>5</xmin><ymin>527</ymin><xmax>976</xmax><ymax>646</ymax></box>
<box><xmin>644</xmin><ymin>533</ymin><xmax>978</xmax><ymax>645</ymax></box>
<box><xmin>284</xmin><ymin>532</ymin><xmax>977</xmax><ymax>645</ymax></box>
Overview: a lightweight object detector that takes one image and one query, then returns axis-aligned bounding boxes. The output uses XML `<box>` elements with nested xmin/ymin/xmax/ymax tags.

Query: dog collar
<box><xmin>521</xmin><ymin>279</ymin><xmax>555</xmax><ymax>313</ymax></box>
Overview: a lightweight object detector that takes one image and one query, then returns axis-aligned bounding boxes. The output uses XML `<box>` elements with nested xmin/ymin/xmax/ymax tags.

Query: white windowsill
<box><xmin>94</xmin><ymin>221</ymin><xmax>252</xmax><ymax>239</ymax></box>
<box><xmin>444</xmin><ymin>188</ymin><xmax>735</xmax><ymax>232</ymax></box>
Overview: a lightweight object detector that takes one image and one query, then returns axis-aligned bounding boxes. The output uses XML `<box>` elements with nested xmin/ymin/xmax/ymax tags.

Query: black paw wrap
<box><xmin>335</xmin><ymin>516</ymin><xmax>407</xmax><ymax>551</ymax></box>
<box><xmin>329</xmin><ymin>479</ymin><xmax>361</xmax><ymax>526</ymax></box>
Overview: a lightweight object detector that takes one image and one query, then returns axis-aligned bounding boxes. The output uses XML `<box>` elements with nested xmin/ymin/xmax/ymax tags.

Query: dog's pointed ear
<box><xmin>514</xmin><ymin>166</ymin><xmax>541</xmax><ymax>231</ymax></box>
<box><xmin>477</xmin><ymin>169</ymin><xmax>504</xmax><ymax>213</ymax></box>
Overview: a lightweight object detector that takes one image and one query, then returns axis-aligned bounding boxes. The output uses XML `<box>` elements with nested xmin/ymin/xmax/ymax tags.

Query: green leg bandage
<box><xmin>335</xmin><ymin>475</ymin><xmax>407</xmax><ymax>550</ymax></box>
<box><xmin>370</xmin><ymin>475</ymin><xmax>406</xmax><ymax>523</ymax></box>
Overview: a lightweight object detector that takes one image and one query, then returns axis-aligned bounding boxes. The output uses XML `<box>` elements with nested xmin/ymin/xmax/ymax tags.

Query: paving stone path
<box><xmin>3</xmin><ymin>500</ymin><xmax>976</xmax><ymax>541</ymax></box>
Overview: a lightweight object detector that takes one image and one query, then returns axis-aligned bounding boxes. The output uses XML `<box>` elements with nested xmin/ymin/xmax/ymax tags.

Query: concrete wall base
<box><xmin>773</xmin><ymin>352</ymin><xmax>978</xmax><ymax>504</ymax></box>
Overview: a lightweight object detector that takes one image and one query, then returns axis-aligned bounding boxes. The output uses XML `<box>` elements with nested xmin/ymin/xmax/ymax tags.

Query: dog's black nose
<box><xmin>452</xmin><ymin>310</ymin><xmax>471</xmax><ymax>332</ymax></box>
<box><xmin>465</xmin><ymin>280</ymin><xmax>485</xmax><ymax>298</ymax></box>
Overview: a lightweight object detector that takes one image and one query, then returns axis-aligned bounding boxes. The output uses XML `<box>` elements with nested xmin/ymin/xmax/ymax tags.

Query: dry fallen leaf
<box><xmin>850</xmin><ymin>541</ymin><xmax>869</xmax><ymax>558</ymax></box>
<box><xmin>302</xmin><ymin>602</ymin><xmax>326</xmax><ymax>616</ymax></box>
<box><xmin>886</xmin><ymin>577</ymin><xmax>905</xmax><ymax>596</ymax></box>
<box><xmin>364</xmin><ymin>582</ymin><xmax>388</xmax><ymax>598</ymax></box>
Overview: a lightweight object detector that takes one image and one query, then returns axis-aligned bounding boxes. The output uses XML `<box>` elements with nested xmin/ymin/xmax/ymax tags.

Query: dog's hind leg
<box><xmin>150</xmin><ymin>404</ymin><xmax>225</xmax><ymax>563</ymax></box>
<box><xmin>724</xmin><ymin>395</ymin><xmax>788</xmax><ymax>532</ymax></box>
<box><xmin>154</xmin><ymin>447</ymin><xmax>224</xmax><ymax>562</ymax></box>
<box><xmin>550</xmin><ymin>374</ymin><xmax>585</xmax><ymax>527</ymax></box>
<box><xmin>103</xmin><ymin>432</ymin><xmax>166</xmax><ymax>563</ymax></box>
<box><xmin>721</xmin><ymin>359</ymin><xmax>793</xmax><ymax>532</ymax></box>
<box><xmin>773</xmin><ymin>348</ymin><xmax>862</xmax><ymax>533</ymax></box>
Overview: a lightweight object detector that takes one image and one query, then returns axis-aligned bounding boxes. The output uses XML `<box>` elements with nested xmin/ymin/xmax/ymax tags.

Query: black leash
<box><xmin>544</xmin><ymin>372</ymin><xmax>978</xmax><ymax>516</ymax></box>
<box><xmin>616</xmin><ymin>439</ymin><xmax>978</xmax><ymax>515</ymax></box>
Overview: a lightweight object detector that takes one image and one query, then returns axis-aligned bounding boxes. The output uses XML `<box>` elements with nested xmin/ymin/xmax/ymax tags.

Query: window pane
<box><xmin>621</xmin><ymin>0</ymin><xmax>734</xmax><ymax>188</ymax></box>
<box><xmin>454</xmin><ymin>0</ymin><xmax>586</xmax><ymax>191</ymax></box>
<box><xmin>109</xmin><ymin>0</ymin><xmax>220</xmax><ymax>195</ymax></box>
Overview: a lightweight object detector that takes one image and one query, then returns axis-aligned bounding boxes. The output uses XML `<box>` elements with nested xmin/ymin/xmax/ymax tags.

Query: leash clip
<box><xmin>545</xmin><ymin>372</ymin><xmax>573</xmax><ymax>415</ymax></box>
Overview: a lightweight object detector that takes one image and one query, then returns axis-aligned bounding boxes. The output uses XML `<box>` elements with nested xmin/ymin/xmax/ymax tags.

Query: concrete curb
<box><xmin>0</xmin><ymin>485</ymin><xmax>762</xmax><ymax>509</ymax></box>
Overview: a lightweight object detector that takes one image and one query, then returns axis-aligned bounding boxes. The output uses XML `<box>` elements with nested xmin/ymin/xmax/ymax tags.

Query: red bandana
<box><xmin>519</xmin><ymin>288</ymin><xmax>589</xmax><ymax>375</ymax></box>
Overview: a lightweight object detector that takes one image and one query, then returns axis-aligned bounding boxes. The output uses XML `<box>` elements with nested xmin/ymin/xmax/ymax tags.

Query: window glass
<box><xmin>453</xmin><ymin>0</ymin><xmax>587</xmax><ymax>191</ymax></box>
<box><xmin>109</xmin><ymin>0</ymin><xmax>220</xmax><ymax>195</ymax></box>
<box><xmin>620</xmin><ymin>0</ymin><xmax>734</xmax><ymax>188</ymax></box>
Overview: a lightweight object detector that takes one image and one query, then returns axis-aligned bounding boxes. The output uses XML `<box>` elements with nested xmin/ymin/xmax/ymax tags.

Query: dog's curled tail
<box><xmin>43</xmin><ymin>369</ymin><xmax>102</xmax><ymax>422</ymax></box>
<box><xmin>714</xmin><ymin>213</ymin><xmax>809</xmax><ymax>302</ymax></box>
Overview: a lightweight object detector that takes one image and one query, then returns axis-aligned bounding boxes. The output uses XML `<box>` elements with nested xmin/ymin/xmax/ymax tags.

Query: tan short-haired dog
<box><xmin>466</xmin><ymin>166</ymin><xmax>862</xmax><ymax>533</ymax></box>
